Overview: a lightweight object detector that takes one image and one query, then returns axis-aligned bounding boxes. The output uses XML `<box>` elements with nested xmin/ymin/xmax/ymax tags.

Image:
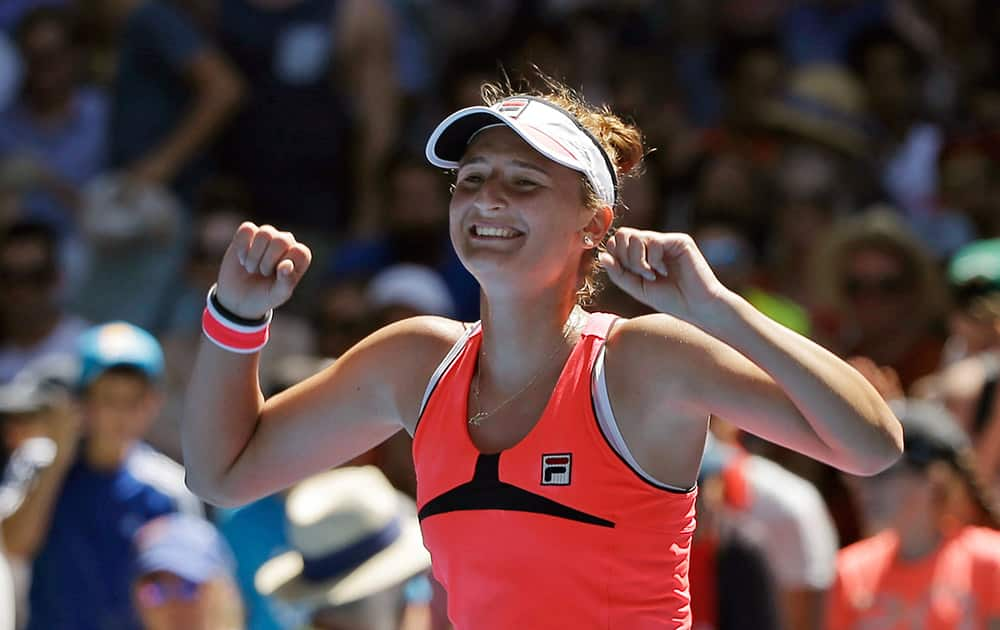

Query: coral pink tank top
<box><xmin>412</xmin><ymin>312</ymin><xmax>697</xmax><ymax>629</ymax></box>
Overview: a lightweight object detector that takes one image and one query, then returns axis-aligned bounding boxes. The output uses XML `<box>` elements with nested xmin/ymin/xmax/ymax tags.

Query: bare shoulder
<box><xmin>357</xmin><ymin>315</ymin><xmax>467</xmax><ymax>374</ymax></box>
<box><xmin>607</xmin><ymin>313</ymin><xmax>727</xmax><ymax>383</ymax></box>
<box><xmin>357</xmin><ymin>316</ymin><xmax>469</xmax><ymax>432</ymax></box>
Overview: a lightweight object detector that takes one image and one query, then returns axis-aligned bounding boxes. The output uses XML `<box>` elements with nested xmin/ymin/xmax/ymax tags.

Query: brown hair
<box><xmin>479</xmin><ymin>72</ymin><xmax>646</xmax><ymax>304</ymax></box>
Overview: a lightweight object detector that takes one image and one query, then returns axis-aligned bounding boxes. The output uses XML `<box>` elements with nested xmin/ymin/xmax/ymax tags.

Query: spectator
<box><xmin>767</xmin><ymin>145</ymin><xmax>843</xmax><ymax>307</ymax></box>
<box><xmin>691</xmin><ymin>212</ymin><xmax>812</xmax><ymax>337</ymax></box>
<box><xmin>703</xmin><ymin>425</ymin><xmax>839</xmax><ymax>630</ymax></box>
<box><xmin>214</xmin><ymin>355</ymin><xmax>331</xmax><ymax>630</ymax></box>
<box><xmin>311</xmin><ymin>280</ymin><xmax>379</xmax><ymax>360</ymax></box>
<box><xmin>827</xmin><ymin>399</ymin><xmax>1000</xmax><ymax>629</ymax></box>
<box><xmin>69</xmin><ymin>0</ymin><xmax>243</xmax><ymax>332</ymax></box>
<box><xmin>0</xmin><ymin>7</ymin><xmax>107</xmax><ymax>245</ymax></box>
<box><xmin>131</xmin><ymin>513</ymin><xmax>244</xmax><ymax>630</ymax></box>
<box><xmin>217</xmin><ymin>0</ymin><xmax>397</xmax><ymax>236</ymax></box>
<box><xmin>936</xmin><ymin>133</ymin><xmax>1000</xmax><ymax>240</ymax></box>
<box><xmin>254</xmin><ymin>466</ymin><xmax>431</xmax><ymax>630</ymax></box>
<box><xmin>0</xmin><ymin>221</ymin><xmax>88</xmax><ymax>383</ymax></box>
<box><xmin>367</xmin><ymin>264</ymin><xmax>457</xmax><ymax>324</ymax></box>
<box><xmin>847</xmin><ymin>24</ymin><xmax>972</xmax><ymax>257</ymax></box>
<box><xmin>779</xmin><ymin>0</ymin><xmax>889</xmax><ymax>67</ymax></box>
<box><xmin>0</xmin><ymin>366</ymin><xmax>63</xmax><ymax>629</ymax></box>
<box><xmin>689</xmin><ymin>436</ymin><xmax>781</xmax><ymax>630</ymax></box>
<box><xmin>809</xmin><ymin>208</ymin><xmax>948</xmax><ymax>389</ymax></box>
<box><xmin>668</xmin><ymin>32</ymin><xmax>786</xmax><ymax>181</ymax></box>
<box><xmin>1</xmin><ymin>322</ymin><xmax>200</xmax><ymax>630</ymax></box>
<box><xmin>102</xmin><ymin>0</ymin><xmax>243</xmax><ymax>203</ymax></box>
<box><xmin>913</xmin><ymin>239</ymin><xmax>1000</xmax><ymax>492</ymax></box>
<box><xmin>323</xmin><ymin>150</ymin><xmax>476</xmax><ymax>320</ymax></box>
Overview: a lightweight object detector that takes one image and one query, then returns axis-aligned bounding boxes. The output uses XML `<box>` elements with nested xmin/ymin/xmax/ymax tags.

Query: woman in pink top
<box><xmin>827</xmin><ymin>399</ymin><xmax>1000</xmax><ymax>630</ymax></box>
<box><xmin>181</xmin><ymin>76</ymin><xmax>903</xmax><ymax>628</ymax></box>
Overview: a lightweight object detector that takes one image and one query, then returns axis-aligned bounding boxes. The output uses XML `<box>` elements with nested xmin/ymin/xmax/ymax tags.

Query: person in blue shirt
<box><xmin>0</xmin><ymin>322</ymin><xmax>201</xmax><ymax>630</ymax></box>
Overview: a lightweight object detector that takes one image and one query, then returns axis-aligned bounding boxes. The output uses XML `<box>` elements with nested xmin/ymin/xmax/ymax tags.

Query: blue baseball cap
<box><xmin>77</xmin><ymin>322</ymin><xmax>164</xmax><ymax>389</ymax></box>
<box><xmin>132</xmin><ymin>514</ymin><xmax>235</xmax><ymax>584</ymax></box>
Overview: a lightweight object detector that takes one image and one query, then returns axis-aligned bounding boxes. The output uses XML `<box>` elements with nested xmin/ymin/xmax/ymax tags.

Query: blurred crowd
<box><xmin>1</xmin><ymin>0</ymin><xmax>1000</xmax><ymax>628</ymax></box>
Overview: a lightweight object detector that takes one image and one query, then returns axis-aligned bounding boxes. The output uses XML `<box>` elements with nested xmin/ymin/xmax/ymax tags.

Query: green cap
<box><xmin>948</xmin><ymin>239</ymin><xmax>1000</xmax><ymax>290</ymax></box>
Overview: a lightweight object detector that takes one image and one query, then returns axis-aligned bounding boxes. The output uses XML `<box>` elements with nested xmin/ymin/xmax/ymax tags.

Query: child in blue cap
<box><xmin>1</xmin><ymin>322</ymin><xmax>201</xmax><ymax>630</ymax></box>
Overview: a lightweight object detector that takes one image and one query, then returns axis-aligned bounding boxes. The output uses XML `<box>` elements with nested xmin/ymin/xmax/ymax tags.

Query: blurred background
<box><xmin>2</xmin><ymin>0</ymin><xmax>1000</xmax><ymax>629</ymax></box>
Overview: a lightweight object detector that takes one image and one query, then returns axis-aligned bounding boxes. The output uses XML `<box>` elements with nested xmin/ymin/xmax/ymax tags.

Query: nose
<box><xmin>473</xmin><ymin>175</ymin><xmax>506</xmax><ymax>212</ymax></box>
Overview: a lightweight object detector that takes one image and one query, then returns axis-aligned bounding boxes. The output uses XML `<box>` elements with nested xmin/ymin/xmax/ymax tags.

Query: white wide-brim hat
<box><xmin>426</xmin><ymin>95</ymin><xmax>618</xmax><ymax>207</ymax></box>
<box><xmin>255</xmin><ymin>466</ymin><xmax>430</xmax><ymax>608</ymax></box>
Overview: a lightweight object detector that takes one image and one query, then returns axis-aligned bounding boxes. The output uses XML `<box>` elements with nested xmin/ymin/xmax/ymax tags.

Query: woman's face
<box><xmin>449</xmin><ymin>127</ymin><xmax>596</xmax><ymax>296</ymax></box>
<box><xmin>841</xmin><ymin>246</ymin><xmax>915</xmax><ymax>336</ymax></box>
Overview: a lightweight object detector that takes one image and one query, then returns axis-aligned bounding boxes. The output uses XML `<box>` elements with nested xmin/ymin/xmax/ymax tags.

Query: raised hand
<box><xmin>215</xmin><ymin>222</ymin><xmax>312</xmax><ymax>320</ymax></box>
<box><xmin>598</xmin><ymin>228</ymin><xmax>733</xmax><ymax>325</ymax></box>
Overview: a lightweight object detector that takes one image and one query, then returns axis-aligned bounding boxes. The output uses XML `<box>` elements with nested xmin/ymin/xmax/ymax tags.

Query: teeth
<box><xmin>474</xmin><ymin>226</ymin><xmax>520</xmax><ymax>238</ymax></box>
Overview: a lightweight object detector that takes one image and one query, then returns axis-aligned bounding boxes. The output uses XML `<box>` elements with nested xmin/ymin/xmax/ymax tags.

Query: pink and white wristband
<box><xmin>202</xmin><ymin>284</ymin><xmax>272</xmax><ymax>354</ymax></box>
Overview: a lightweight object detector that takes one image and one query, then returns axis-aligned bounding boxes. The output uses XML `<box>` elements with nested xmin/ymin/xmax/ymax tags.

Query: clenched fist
<box><xmin>598</xmin><ymin>228</ymin><xmax>734</xmax><ymax>326</ymax></box>
<box><xmin>215</xmin><ymin>222</ymin><xmax>312</xmax><ymax>320</ymax></box>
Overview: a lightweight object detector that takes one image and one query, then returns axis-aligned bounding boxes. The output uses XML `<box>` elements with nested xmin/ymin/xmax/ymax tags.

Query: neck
<box><xmin>85</xmin><ymin>438</ymin><xmax>129</xmax><ymax>471</ymax></box>
<box><xmin>894</xmin><ymin>524</ymin><xmax>942</xmax><ymax>562</ymax></box>
<box><xmin>477</xmin><ymin>279</ymin><xmax>582</xmax><ymax>391</ymax></box>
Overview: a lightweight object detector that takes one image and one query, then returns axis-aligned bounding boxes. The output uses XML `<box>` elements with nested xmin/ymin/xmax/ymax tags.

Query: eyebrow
<box><xmin>458</xmin><ymin>156</ymin><xmax>550</xmax><ymax>176</ymax></box>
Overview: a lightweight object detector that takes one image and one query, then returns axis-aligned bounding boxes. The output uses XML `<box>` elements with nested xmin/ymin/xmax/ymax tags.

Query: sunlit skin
<box><xmin>449</xmin><ymin>127</ymin><xmax>601</xmax><ymax>300</ymax></box>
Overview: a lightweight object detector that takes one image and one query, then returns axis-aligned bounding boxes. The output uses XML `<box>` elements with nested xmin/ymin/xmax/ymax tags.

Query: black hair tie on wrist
<box><xmin>209</xmin><ymin>286</ymin><xmax>269</xmax><ymax>327</ymax></box>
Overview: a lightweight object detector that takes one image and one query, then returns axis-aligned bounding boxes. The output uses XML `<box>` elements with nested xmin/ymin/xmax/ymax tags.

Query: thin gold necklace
<box><xmin>468</xmin><ymin>309</ymin><xmax>584</xmax><ymax>426</ymax></box>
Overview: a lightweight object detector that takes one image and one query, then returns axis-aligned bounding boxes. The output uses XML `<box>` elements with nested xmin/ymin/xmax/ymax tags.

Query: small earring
<box><xmin>583</xmin><ymin>235</ymin><xmax>594</xmax><ymax>247</ymax></box>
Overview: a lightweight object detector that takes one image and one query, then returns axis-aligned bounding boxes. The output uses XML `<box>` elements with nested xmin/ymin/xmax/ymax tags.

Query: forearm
<box><xmin>180</xmin><ymin>339</ymin><xmax>264</xmax><ymax>506</ymax></box>
<box><xmin>1</xmin><ymin>463</ymin><xmax>69</xmax><ymax>557</ymax></box>
<box><xmin>141</xmin><ymin>69</ymin><xmax>242</xmax><ymax>182</ymax></box>
<box><xmin>703</xmin><ymin>293</ymin><xmax>903</xmax><ymax>475</ymax></box>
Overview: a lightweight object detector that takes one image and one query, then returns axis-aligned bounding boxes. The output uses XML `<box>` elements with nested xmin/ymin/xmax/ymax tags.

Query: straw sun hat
<box><xmin>255</xmin><ymin>466</ymin><xmax>430</xmax><ymax>607</ymax></box>
<box><xmin>760</xmin><ymin>64</ymin><xmax>870</xmax><ymax>157</ymax></box>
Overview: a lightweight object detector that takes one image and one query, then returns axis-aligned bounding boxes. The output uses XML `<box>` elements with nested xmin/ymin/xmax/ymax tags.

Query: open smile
<box><xmin>469</xmin><ymin>224</ymin><xmax>525</xmax><ymax>240</ymax></box>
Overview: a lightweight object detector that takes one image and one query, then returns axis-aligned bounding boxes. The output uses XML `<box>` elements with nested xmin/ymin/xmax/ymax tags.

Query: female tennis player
<box><xmin>182</xmin><ymin>79</ymin><xmax>903</xmax><ymax>629</ymax></box>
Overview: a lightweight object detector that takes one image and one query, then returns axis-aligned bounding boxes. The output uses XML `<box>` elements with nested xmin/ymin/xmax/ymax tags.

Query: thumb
<box><xmin>271</xmin><ymin>258</ymin><xmax>299</xmax><ymax>300</ymax></box>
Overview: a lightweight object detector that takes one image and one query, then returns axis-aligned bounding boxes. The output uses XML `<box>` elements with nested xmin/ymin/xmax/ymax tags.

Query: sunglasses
<box><xmin>136</xmin><ymin>577</ymin><xmax>200</xmax><ymax>607</ymax></box>
<box><xmin>843</xmin><ymin>273</ymin><xmax>911</xmax><ymax>298</ymax></box>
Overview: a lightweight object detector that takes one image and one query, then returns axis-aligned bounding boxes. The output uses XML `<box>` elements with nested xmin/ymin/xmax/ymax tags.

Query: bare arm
<box><xmin>1</xmin><ymin>405</ymin><xmax>81</xmax><ymax>557</ymax></box>
<box><xmin>1</xmin><ymin>462</ymin><xmax>70</xmax><ymax>557</ymax></box>
<box><xmin>337</xmin><ymin>0</ymin><xmax>398</xmax><ymax>235</ymax></box>
<box><xmin>183</xmin><ymin>316</ymin><xmax>457</xmax><ymax>506</ymax></box>
<box><xmin>130</xmin><ymin>49</ymin><xmax>244</xmax><ymax>185</ymax></box>
<box><xmin>181</xmin><ymin>223</ymin><xmax>459</xmax><ymax>507</ymax></box>
<box><xmin>602</xmin><ymin>229</ymin><xmax>903</xmax><ymax>478</ymax></box>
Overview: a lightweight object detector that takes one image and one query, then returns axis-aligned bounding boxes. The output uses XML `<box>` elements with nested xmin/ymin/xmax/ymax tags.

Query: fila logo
<box><xmin>498</xmin><ymin>99</ymin><xmax>529</xmax><ymax>119</ymax></box>
<box><xmin>541</xmin><ymin>453</ymin><xmax>572</xmax><ymax>485</ymax></box>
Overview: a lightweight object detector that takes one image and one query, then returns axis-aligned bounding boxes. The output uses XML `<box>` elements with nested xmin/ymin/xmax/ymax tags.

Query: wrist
<box><xmin>209</xmin><ymin>285</ymin><xmax>270</xmax><ymax>326</ymax></box>
<box><xmin>202</xmin><ymin>284</ymin><xmax>272</xmax><ymax>354</ymax></box>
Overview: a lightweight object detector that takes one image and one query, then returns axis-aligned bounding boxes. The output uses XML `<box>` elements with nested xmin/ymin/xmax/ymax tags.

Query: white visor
<box><xmin>425</xmin><ymin>96</ymin><xmax>617</xmax><ymax>207</ymax></box>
